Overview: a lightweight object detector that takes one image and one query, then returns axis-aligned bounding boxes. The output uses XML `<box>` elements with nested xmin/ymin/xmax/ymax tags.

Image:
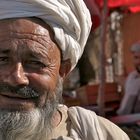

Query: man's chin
<box><xmin>0</xmin><ymin>106</ymin><xmax>53</xmax><ymax>140</ymax></box>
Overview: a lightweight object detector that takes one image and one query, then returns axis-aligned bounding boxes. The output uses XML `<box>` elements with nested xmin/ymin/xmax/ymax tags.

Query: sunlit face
<box><xmin>132</xmin><ymin>52</ymin><xmax>140</xmax><ymax>73</ymax></box>
<box><xmin>0</xmin><ymin>18</ymin><xmax>61</xmax><ymax>111</ymax></box>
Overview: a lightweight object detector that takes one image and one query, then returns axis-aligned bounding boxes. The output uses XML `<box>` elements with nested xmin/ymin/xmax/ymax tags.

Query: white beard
<box><xmin>0</xmin><ymin>77</ymin><xmax>63</xmax><ymax>140</ymax></box>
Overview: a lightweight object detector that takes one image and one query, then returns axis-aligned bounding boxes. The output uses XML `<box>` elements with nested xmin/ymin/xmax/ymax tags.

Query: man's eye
<box><xmin>26</xmin><ymin>60</ymin><xmax>46</xmax><ymax>68</ymax></box>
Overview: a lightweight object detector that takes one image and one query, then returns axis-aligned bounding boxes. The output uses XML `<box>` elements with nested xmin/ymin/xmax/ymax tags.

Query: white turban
<box><xmin>0</xmin><ymin>0</ymin><xmax>92</xmax><ymax>70</ymax></box>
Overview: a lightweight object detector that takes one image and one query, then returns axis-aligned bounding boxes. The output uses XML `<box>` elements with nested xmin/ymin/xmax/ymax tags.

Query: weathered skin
<box><xmin>0</xmin><ymin>18</ymin><xmax>62</xmax><ymax>111</ymax></box>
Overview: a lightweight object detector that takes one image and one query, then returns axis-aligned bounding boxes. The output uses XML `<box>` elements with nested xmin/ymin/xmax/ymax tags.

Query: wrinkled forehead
<box><xmin>0</xmin><ymin>18</ymin><xmax>54</xmax><ymax>39</ymax></box>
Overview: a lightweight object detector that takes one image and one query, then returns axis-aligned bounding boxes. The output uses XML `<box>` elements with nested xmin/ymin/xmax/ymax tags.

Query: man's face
<box><xmin>0</xmin><ymin>18</ymin><xmax>61</xmax><ymax>111</ymax></box>
<box><xmin>132</xmin><ymin>52</ymin><xmax>140</xmax><ymax>73</ymax></box>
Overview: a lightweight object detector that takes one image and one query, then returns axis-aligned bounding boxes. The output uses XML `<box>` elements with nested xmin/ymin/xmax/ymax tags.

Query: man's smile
<box><xmin>0</xmin><ymin>92</ymin><xmax>33</xmax><ymax>99</ymax></box>
<box><xmin>0</xmin><ymin>92</ymin><xmax>38</xmax><ymax>111</ymax></box>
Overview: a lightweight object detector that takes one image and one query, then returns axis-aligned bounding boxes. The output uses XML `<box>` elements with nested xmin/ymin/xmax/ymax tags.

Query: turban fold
<box><xmin>0</xmin><ymin>0</ymin><xmax>92</xmax><ymax>70</ymax></box>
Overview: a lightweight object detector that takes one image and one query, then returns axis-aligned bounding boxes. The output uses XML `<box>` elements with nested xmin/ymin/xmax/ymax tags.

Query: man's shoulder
<box><xmin>58</xmin><ymin>104</ymin><xmax>96</xmax><ymax>116</ymax></box>
<box><xmin>68</xmin><ymin>106</ymin><xmax>129</xmax><ymax>140</ymax></box>
<box><xmin>68</xmin><ymin>106</ymin><xmax>96</xmax><ymax>116</ymax></box>
<box><xmin>57</xmin><ymin>105</ymin><xmax>129</xmax><ymax>140</ymax></box>
<box><xmin>57</xmin><ymin>105</ymin><xmax>97</xmax><ymax>121</ymax></box>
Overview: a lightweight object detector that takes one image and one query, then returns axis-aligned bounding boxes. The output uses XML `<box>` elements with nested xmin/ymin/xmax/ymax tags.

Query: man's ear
<box><xmin>59</xmin><ymin>59</ymin><xmax>71</xmax><ymax>79</ymax></box>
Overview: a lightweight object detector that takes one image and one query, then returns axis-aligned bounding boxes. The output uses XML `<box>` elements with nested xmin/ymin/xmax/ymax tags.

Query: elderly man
<box><xmin>118</xmin><ymin>41</ymin><xmax>140</xmax><ymax>115</ymax></box>
<box><xmin>0</xmin><ymin>0</ymin><xmax>129</xmax><ymax>140</ymax></box>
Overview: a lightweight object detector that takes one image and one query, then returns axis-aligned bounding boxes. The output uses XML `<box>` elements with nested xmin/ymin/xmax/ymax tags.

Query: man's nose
<box><xmin>5</xmin><ymin>63</ymin><xmax>29</xmax><ymax>87</ymax></box>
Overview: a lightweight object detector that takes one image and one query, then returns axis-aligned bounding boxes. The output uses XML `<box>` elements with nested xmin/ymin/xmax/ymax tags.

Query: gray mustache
<box><xmin>0</xmin><ymin>84</ymin><xmax>39</xmax><ymax>98</ymax></box>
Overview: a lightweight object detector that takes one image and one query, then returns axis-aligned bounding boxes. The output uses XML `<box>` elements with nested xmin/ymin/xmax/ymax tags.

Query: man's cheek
<box><xmin>28</xmin><ymin>73</ymin><xmax>57</xmax><ymax>91</ymax></box>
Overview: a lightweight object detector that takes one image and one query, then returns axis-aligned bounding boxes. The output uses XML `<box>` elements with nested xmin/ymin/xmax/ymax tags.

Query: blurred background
<box><xmin>63</xmin><ymin>1</ymin><xmax>140</xmax><ymax>139</ymax></box>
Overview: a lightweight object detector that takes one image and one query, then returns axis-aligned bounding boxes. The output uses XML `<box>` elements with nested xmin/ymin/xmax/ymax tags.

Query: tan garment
<box><xmin>51</xmin><ymin>105</ymin><xmax>129</xmax><ymax>140</ymax></box>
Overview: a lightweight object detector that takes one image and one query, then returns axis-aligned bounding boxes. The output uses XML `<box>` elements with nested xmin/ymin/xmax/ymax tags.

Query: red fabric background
<box><xmin>84</xmin><ymin>0</ymin><xmax>140</xmax><ymax>30</ymax></box>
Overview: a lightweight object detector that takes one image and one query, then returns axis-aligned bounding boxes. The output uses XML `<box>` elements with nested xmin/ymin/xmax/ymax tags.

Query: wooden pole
<box><xmin>97</xmin><ymin>0</ymin><xmax>108</xmax><ymax>117</ymax></box>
